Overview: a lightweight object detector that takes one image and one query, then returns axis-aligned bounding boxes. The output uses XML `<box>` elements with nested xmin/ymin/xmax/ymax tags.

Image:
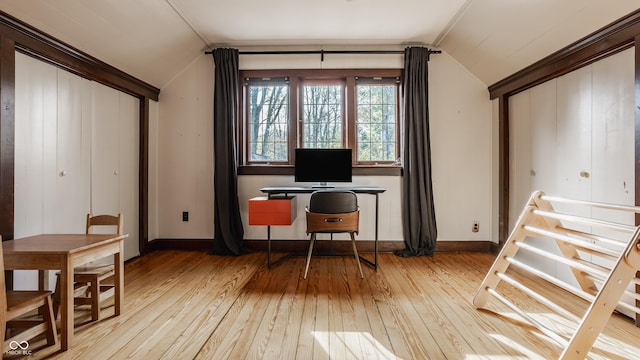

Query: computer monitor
<box><xmin>294</xmin><ymin>148</ymin><xmax>352</xmax><ymax>187</ymax></box>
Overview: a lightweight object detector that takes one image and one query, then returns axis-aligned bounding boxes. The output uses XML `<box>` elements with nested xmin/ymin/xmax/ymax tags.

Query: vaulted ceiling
<box><xmin>0</xmin><ymin>0</ymin><xmax>637</xmax><ymax>89</ymax></box>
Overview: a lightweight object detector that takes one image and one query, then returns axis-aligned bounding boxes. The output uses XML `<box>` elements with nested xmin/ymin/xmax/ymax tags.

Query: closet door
<box><xmin>509</xmin><ymin>48</ymin><xmax>635</xmax><ymax>315</ymax></box>
<box><xmin>14</xmin><ymin>54</ymin><xmax>92</xmax><ymax>289</ymax></box>
<box><xmin>590</xmin><ymin>48</ymin><xmax>635</xmax><ymax>317</ymax></box>
<box><xmin>48</xmin><ymin>70</ymin><xmax>92</xmax><ymax>233</ymax></box>
<box><xmin>91</xmin><ymin>82</ymin><xmax>139</xmax><ymax>260</ymax></box>
<box><xmin>117</xmin><ymin>92</ymin><xmax>140</xmax><ymax>259</ymax></box>
<box><xmin>555</xmin><ymin>65</ymin><xmax>593</xmax><ymax>203</ymax></box>
<box><xmin>13</xmin><ymin>53</ymin><xmax>57</xmax><ymax>289</ymax></box>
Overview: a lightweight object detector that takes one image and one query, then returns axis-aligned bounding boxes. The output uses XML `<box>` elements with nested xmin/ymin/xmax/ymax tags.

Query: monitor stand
<box><xmin>312</xmin><ymin>182</ymin><xmax>334</xmax><ymax>188</ymax></box>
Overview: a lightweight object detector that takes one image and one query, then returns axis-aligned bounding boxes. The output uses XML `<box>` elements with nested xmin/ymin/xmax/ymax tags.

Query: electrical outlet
<box><xmin>182</xmin><ymin>211</ymin><xmax>189</xmax><ymax>222</ymax></box>
<box><xmin>472</xmin><ymin>221</ymin><xmax>479</xmax><ymax>233</ymax></box>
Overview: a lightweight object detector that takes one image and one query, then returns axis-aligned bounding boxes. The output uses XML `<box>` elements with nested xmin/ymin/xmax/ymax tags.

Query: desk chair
<box><xmin>1</xmin><ymin>236</ymin><xmax>58</xmax><ymax>354</ymax></box>
<box><xmin>54</xmin><ymin>213</ymin><xmax>122</xmax><ymax>322</ymax></box>
<box><xmin>304</xmin><ymin>190</ymin><xmax>364</xmax><ymax>279</ymax></box>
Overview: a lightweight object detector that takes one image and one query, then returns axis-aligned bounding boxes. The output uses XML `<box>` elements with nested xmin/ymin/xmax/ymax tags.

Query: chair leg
<box><xmin>90</xmin><ymin>278</ymin><xmax>100</xmax><ymax>321</ymax></box>
<box><xmin>304</xmin><ymin>233</ymin><xmax>316</xmax><ymax>279</ymax></box>
<box><xmin>351</xmin><ymin>233</ymin><xmax>364</xmax><ymax>279</ymax></box>
<box><xmin>52</xmin><ymin>275</ymin><xmax>61</xmax><ymax>319</ymax></box>
<box><xmin>43</xmin><ymin>296</ymin><xmax>59</xmax><ymax>346</ymax></box>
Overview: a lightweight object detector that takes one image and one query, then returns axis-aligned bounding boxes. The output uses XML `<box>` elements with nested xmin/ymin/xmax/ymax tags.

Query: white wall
<box><xmin>156</xmin><ymin>50</ymin><xmax>494</xmax><ymax>243</ymax></box>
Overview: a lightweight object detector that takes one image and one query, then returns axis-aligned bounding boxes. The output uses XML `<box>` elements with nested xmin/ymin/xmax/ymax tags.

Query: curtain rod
<box><xmin>204</xmin><ymin>48</ymin><xmax>441</xmax><ymax>61</ymax></box>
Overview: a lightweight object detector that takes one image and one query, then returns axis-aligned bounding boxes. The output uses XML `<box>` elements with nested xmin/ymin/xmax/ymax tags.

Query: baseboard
<box><xmin>149</xmin><ymin>238</ymin><xmax>494</xmax><ymax>254</ymax></box>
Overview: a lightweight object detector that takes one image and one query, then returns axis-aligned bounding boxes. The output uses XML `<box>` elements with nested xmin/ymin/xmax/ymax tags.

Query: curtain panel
<box><xmin>396</xmin><ymin>46</ymin><xmax>438</xmax><ymax>257</ymax></box>
<box><xmin>210</xmin><ymin>48</ymin><xmax>246</xmax><ymax>256</ymax></box>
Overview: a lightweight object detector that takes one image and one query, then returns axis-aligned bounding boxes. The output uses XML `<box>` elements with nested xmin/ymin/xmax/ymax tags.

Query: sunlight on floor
<box><xmin>312</xmin><ymin>331</ymin><xmax>401</xmax><ymax>359</ymax></box>
<box><xmin>465</xmin><ymin>334</ymin><xmax>547</xmax><ymax>360</ymax></box>
<box><xmin>482</xmin><ymin>312</ymin><xmax>640</xmax><ymax>360</ymax></box>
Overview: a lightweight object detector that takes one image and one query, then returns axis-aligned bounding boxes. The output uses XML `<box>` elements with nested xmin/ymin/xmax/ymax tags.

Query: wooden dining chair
<box><xmin>304</xmin><ymin>190</ymin><xmax>364</xmax><ymax>279</ymax></box>
<box><xmin>1</xmin><ymin>236</ymin><xmax>58</xmax><ymax>354</ymax></box>
<box><xmin>54</xmin><ymin>213</ymin><xmax>122</xmax><ymax>322</ymax></box>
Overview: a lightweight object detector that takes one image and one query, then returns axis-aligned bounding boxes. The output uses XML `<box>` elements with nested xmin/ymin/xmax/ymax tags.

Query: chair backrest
<box><xmin>86</xmin><ymin>214</ymin><xmax>123</xmax><ymax>235</ymax></box>
<box><xmin>306</xmin><ymin>191</ymin><xmax>359</xmax><ymax>234</ymax></box>
<box><xmin>309</xmin><ymin>190</ymin><xmax>358</xmax><ymax>214</ymax></box>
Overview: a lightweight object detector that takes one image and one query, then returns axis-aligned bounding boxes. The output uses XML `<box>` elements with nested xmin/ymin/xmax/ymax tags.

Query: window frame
<box><xmin>238</xmin><ymin>69</ymin><xmax>403</xmax><ymax>176</ymax></box>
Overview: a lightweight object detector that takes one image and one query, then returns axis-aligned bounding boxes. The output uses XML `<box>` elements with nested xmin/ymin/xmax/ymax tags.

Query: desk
<box><xmin>260</xmin><ymin>186</ymin><xmax>385</xmax><ymax>269</ymax></box>
<box><xmin>2</xmin><ymin>233</ymin><xmax>127</xmax><ymax>351</ymax></box>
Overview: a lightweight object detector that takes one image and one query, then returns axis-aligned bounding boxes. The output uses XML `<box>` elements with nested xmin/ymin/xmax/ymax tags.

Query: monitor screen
<box><xmin>295</xmin><ymin>148</ymin><xmax>352</xmax><ymax>186</ymax></box>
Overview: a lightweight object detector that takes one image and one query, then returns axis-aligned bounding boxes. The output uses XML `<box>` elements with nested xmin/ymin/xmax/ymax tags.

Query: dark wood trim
<box><xmin>238</xmin><ymin>165</ymin><xmax>402</xmax><ymax>176</ymax></box>
<box><xmin>346</xmin><ymin>76</ymin><xmax>356</xmax><ymax>156</ymax></box>
<box><xmin>0</xmin><ymin>11</ymin><xmax>159</xmax><ymax>101</ymax></box>
<box><xmin>635</xmin><ymin>36</ymin><xmax>640</xmax><ymax>327</ymax></box>
<box><xmin>139</xmin><ymin>97</ymin><xmax>150</xmax><ymax>256</ymax></box>
<box><xmin>0</xmin><ymin>35</ymin><xmax>15</xmax><ymax>291</ymax></box>
<box><xmin>498</xmin><ymin>94</ymin><xmax>509</xmax><ymax>247</ymax></box>
<box><xmin>0</xmin><ymin>35</ymin><xmax>15</xmax><ymax>242</ymax></box>
<box><xmin>0</xmin><ymin>10</ymin><xmax>160</xmax><ymax>260</ymax></box>
<box><xmin>489</xmin><ymin>9</ymin><xmax>640</xmax><ymax>99</ymax></box>
<box><xmin>149</xmin><ymin>238</ymin><xmax>494</xmax><ymax>254</ymax></box>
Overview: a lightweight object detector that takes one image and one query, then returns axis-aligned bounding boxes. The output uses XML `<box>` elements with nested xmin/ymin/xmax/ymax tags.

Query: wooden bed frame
<box><xmin>474</xmin><ymin>191</ymin><xmax>640</xmax><ymax>359</ymax></box>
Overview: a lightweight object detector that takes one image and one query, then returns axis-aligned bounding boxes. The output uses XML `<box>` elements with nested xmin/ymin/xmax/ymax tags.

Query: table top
<box><xmin>260</xmin><ymin>186</ymin><xmax>386</xmax><ymax>194</ymax></box>
<box><xmin>2</xmin><ymin>233</ymin><xmax>127</xmax><ymax>255</ymax></box>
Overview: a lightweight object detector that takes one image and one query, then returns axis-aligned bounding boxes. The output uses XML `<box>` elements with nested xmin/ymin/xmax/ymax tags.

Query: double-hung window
<box><xmin>240</xmin><ymin>69</ymin><xmax>401</xmax><ymax>173</ymax></box>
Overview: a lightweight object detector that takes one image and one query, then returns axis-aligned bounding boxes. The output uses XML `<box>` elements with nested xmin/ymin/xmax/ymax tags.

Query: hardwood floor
<box><xmin>13</xmin><ymin>251</ymin><xmax>640</xmax><ymax>359</ymax></box>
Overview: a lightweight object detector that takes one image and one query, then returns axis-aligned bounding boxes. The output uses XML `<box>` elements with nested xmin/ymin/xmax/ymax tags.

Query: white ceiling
<box><xmin>0</xmin><ymin>0</ymin><xmax>637</xmax><ymax>89</ymax></box>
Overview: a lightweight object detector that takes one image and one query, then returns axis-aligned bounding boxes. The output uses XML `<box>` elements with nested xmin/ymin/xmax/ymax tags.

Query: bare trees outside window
<box><xmin>357</xmin><ymin>83</ymin><xmax>397</xmax><ymax>162</ymax></box>
<box><xmin>303</xmin><ymin>84</ymin><xmax>343</xmax><ymax>148</ymax></box>
<box><xmin>240</xmin><ymin>70</ymin><xmax>401</xmax><ymax>168</ymax></box>
<box><xmin>247</xmin><ymin>79</ymin><xmax>289</xmax><ymax>162</ymax></box>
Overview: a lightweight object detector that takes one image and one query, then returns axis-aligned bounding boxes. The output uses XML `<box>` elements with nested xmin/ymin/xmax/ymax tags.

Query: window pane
<box><xmin>248</xmin><ymin>84</ymin><xmax>289</xmax><ymax>161</ymax></box>
<box><xmin>356</xmin><ymin>84</ymin><xmax>397</xmax><ymax>162</ymax></box>
<box><xmin>303</xmin><ymin>85</ymin><xmax>342</xmax><ymax>148</ymax></box>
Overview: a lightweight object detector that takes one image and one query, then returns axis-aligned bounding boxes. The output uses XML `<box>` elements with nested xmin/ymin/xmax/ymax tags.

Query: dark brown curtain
<box><xmin>210</xmin><ymin>48</ymin><xmax>246</xmax><ymax>255</ymax></box>
<box><xmin>396</xmin><ymin>47</ymin><xmax>437</xmax><ymax>257</ymax></box>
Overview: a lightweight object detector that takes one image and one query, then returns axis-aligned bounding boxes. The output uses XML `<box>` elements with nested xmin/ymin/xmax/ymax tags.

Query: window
<box><xmin>240</xmin><ymin>69</ymin><xmax>401</xmax><ymax>171</ymax></box>
<box><xmin>356</xmin><ymin>78</ymin><xmax>398</xmax><ymax>163</ymax></box>
<box><xmin>246</xmin><ymin>78</ymin><xmax>289</xmax><ymax>163</ymax></box>
<box><xmin>302</xmin><ymin>82</ymin><xmax>344</xmax><ymax>148</ymax></box>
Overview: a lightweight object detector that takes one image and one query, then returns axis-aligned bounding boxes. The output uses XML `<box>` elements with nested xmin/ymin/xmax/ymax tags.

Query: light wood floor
<box><xmin>12</xmin><ymin>250</ymin><xmax>640</xmax><ymax>359</ymax></box>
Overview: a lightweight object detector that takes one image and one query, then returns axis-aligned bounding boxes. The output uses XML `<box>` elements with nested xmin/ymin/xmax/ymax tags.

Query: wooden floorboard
<box><xmin>11</xmin><ymin>250</ymin><xmax>640</xmax><ymax>360</ymax></box>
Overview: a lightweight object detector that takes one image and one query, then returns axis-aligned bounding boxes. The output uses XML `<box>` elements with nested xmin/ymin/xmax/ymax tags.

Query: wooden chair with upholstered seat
<box><xmin>304</xmin><ymin>190</ymin><xmax>364</xmax><ymax>279</ymax></box>
<box><xmin>54</xmin><ymin>213</ymin><xmax>122</xmax><ymax>322</ymax></box>
<box><xmin>1</xmin><ymin>236</ymin><xmax>58</xmax><ymax>354</ymax></box>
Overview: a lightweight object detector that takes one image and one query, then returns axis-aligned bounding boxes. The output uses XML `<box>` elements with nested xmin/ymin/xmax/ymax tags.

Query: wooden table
<box><xmin>2</xmin><ymin>233</ymin><xmax>127</xmax><ymax>350</ymax></box>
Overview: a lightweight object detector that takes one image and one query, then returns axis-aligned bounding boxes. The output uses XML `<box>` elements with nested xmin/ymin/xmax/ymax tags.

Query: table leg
<box><xmin>114</xmin><ymin>244</ymin><xmax>124</xmax><ymax>315</ymax></box>
<box><xmin>60</xmin><ymin>257</ymin><xmax>73</xmax><ymax>350</ymax></box>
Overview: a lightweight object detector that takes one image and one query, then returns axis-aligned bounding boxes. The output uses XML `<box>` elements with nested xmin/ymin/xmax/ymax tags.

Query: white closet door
<box><xmin>508</xmin><ymin>90</ymin><xmax>532</xmax><ymax>232</ymax></box>
<box><xmin>556</xmin><ymin>65</ymin><xmax>593</xmax><ymax>202</ymax></box>
<box><xmin>555</xmin><ymin>65</ymin><xmax>593</xmax><ymax>286</ymax></box>
<box><xmin>13</xmin><ymin>53</ymin><xmax>57</xmax><ymax>289</ymax></box>
<box><xmin>48</xmin><ymin>70</ymin><xmax>92</xmax><ymax>234</ymax></box>
<box><xmin>590</xmin><ymin>48</ymin><xmax>635</xmax><ymax>317</ymax></box>
<box><xmin>14</xmin><ymin>53</ymin><xmax>56</xmax><ymax>239</ymax></box>
<box><xmin>91</xmin><ymin>82</ymin><xmax>120</xmax><ymax>215</ymax></box>
<box><xmin>91</xmin><ymin>82</ymin><xmax>139</xmax><ymax>260</ymax></box>
<box><xmin>591</xmin><ymin>48</ymin><xmax>634</xmax><ymax>210</ymax></box>
<box><xmin>118</xmin><ymin>92</ymin><xmax>140</xmax><ymax>259</ymax></box>
<box><xmin>527</xmin><ymin>79</ymin><xmax>561</xmax><ymax>275</ymax></box>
